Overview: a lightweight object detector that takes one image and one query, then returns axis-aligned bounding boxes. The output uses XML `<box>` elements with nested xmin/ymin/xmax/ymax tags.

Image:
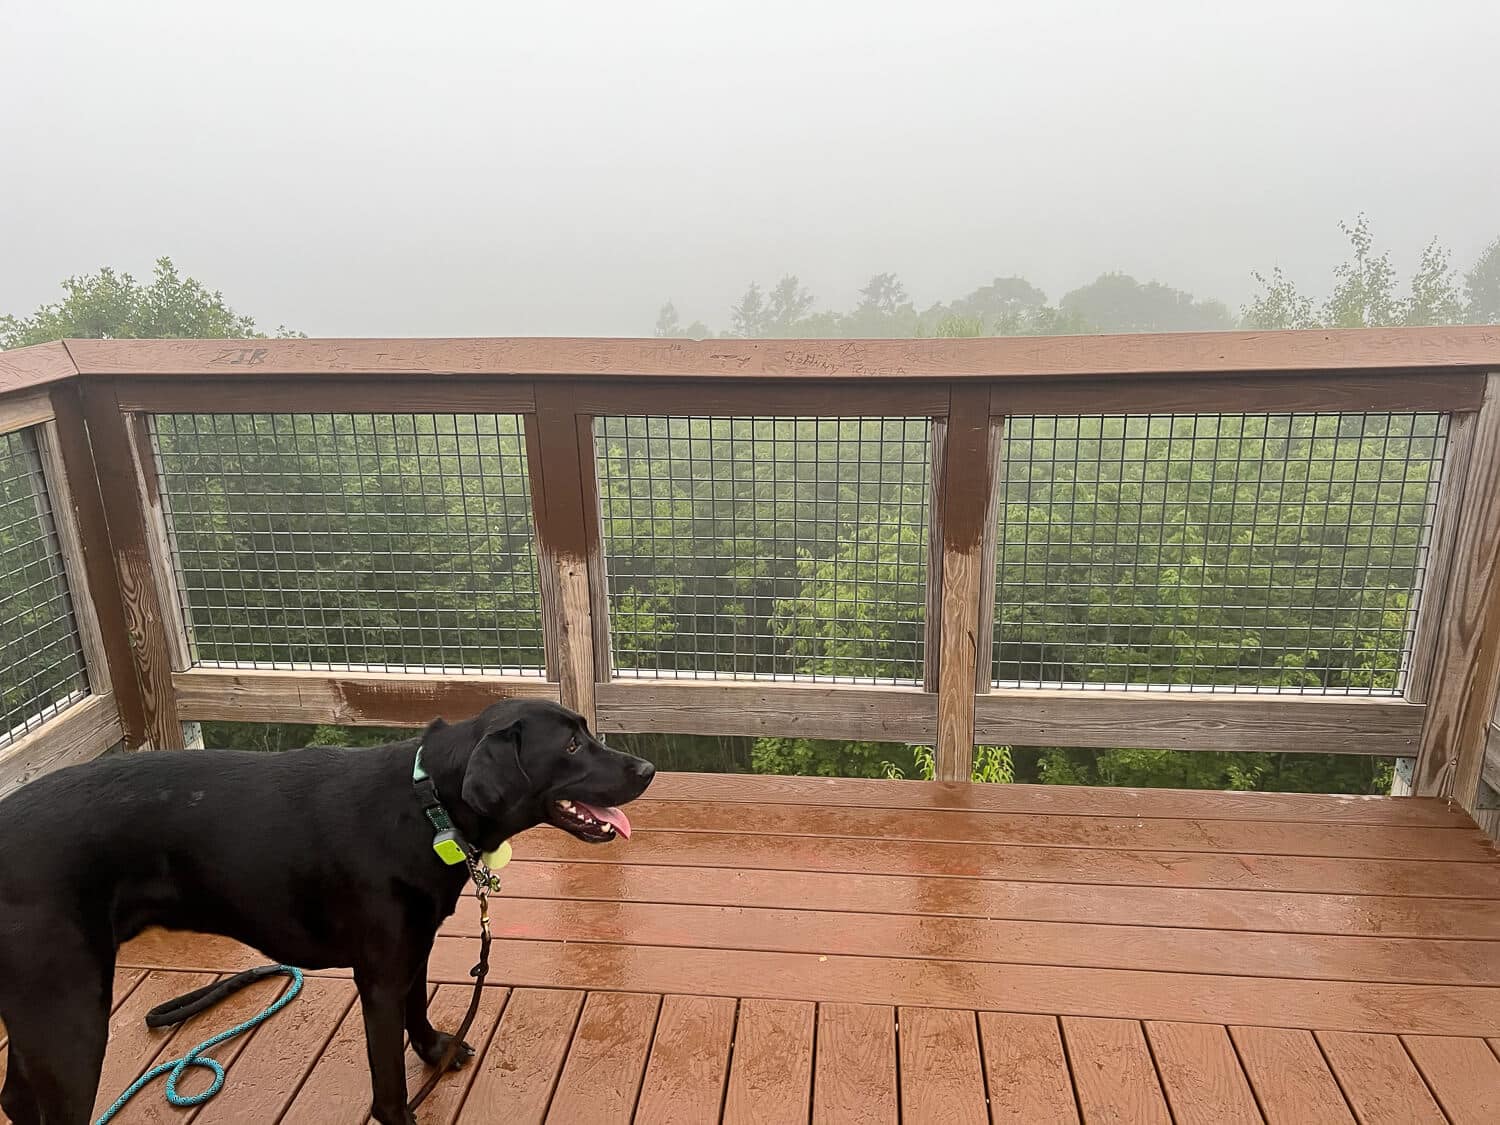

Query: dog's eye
<box><xmin>566</xmin><ymin>737</ymin><xmax>580</xmax><ymax>754</ymax></box>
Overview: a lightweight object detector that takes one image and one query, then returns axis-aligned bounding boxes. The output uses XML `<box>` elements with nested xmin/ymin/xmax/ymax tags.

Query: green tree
<box><xmin>1243</xmin><ymin>267</ymin><xmax>1320</xmax><ymax>330</ymax></box>
<box><xmin>1323</xmin><ymin>215</ymin><xmax>1403</xmax><ymax>327</ymax></box>
<box><xmin>654</xmin><ymin>301</ymin><xmax>710</xmax><ymax>339</ymax></box>
<box><xmin>1</xmin><ymin>256</ymin><xmax>298</xmax><ymax>346</ymax></box>
<box><xmin>844</xmin><ymin>273</ymin><xmax>919</xmax><ymax>337</ymax></box>
<box><xmin>1058</xmin><ymin>273</ymin><xmax>1233</xmax><ymax>333</ymax></box>
<box><xmin>1464</xmin><ymin>237</ymin><xmax>1500</xmax><ymax>324</ymax></box>
<box><xmin>729</xmin><ymin>283</ymin><xmax>770</xmax><ymax>338</ymax></box>
<box><xmin>1246</xmin><ymin>215</ymin><xmax>1471</xmax><ymax>329</ymax></box>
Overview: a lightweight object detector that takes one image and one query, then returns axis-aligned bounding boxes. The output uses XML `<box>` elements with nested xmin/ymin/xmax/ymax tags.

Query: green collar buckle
<box><xmin>413</xmin><ymin>746</ymin><xmax>514</xmax><ymax>871</ymax></box>
<box><xmin>414</xmin><ymin>746</ymin><xmax>469</xmax><ymax>866</ymax></box>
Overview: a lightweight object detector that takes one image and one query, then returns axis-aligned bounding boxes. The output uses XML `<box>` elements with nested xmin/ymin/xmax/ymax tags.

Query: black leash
<box><xmin>409</xmin><ymin>859</ymin><xmax>495</xmax><ymax>1111</ymax></box>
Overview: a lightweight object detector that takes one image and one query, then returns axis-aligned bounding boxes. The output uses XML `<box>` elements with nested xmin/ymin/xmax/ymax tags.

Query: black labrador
<box><xmin>0</xmin><ymin>698</ymin><xmax>654</xmax><ymax>1124</ymax></box>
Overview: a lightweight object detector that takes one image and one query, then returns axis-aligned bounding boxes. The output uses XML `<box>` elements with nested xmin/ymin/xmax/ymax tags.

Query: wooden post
<box><xmin>77</xmin><ymin>380</ymin><xmax>184</xmax><ymax>750</ymax></box>
<box><xmin>1414</xmin><ymin>373</ymin><xmax>1500</xmax><ymax>807</ymax></box>
<box><xmin>33</xmin><ymin>421</ymin><xmax>113</xmax><ymax>701</ymax></box>
<box><xmin>47</xmin><ymin>383</ymin><xmax>152</xmax><ymax>749</ymax></box>
<box><xmin>933</xmin><ymin>385</ymin><xmax>995</xmax><ymax>782</ymax></box>
<box><xmin>525</xmin><ymin>386</ymin><xmax>606</xmax><ymax>729</ymax></box>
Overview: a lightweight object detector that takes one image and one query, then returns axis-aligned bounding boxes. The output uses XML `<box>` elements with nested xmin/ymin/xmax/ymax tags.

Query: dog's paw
<box><xmin>414</xmin><ymin>1031</ymin><xmax>476</xmax><ymax>1071</ymax></box>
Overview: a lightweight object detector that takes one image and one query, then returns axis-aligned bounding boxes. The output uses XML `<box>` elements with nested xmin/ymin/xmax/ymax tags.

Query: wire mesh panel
<box><xmin>150</xmin><ymin>414</ymin><xmax>544</xmax><ymax>674</ymax></box>
<box><xmin>1</xmin><ymin>428</ymin><xmax>90</xmax><ymax>745</ymax></box>
<box><xmin>992</xmin><ymin>413</ymin><xmax>1449</xmax><ymax>693</ymax></box>
<box><xmin>597</xmin><ymin>416</ymin><xmax>931</xmax><ymax>683</ymax></box>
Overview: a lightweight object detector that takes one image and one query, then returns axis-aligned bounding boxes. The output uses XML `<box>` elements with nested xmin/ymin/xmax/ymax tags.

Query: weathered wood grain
<box><xmin>62</xmin><ymin>327</ymin><xmax>1500</xmax><ymax>380</ymax></box>
<box><xmin>0</xmin><ymin>339</ymin><xmax>78</xmax><ymax>394</ymax></box>
<box><xmin>975</xmin><ymin>687</ymin><xmax>1424</xmax><ymax>755</ymax></box>
<box><xmin>79</xmin><ymin>381</ymin><xmax>182</xmax><ymax>749</ymax></box>
<box><xmin>1417</xmin><ymin>373</ymin><xmax>1500</xmax><ymax>803</ymax></box>
<box><xmin>0</xmin><ymin>693</ymin><xmax>122</xmax><ymax>797</ymax></box>
<box><xmin>48</xmin><ymin>383</ymin><xmax>149</xmax><ymax>746</ymax></box>
<box><xmin>171</xmin><ymin>667</ymin><xmax>558</xmax><ymax>726</ymax></box>
<box><xmin>595</xmin><ymin>680</ymin><xmax>935</xmax><ymax>742</ymax></box>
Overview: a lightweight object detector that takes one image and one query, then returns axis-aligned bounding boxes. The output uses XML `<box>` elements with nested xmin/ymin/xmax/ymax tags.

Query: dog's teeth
<box><xmin>558</xmin><ymin>800</ymin><xmax>573</xmax><ymax>809</ymax></box>
<box><xmin>603</xmin><ymin>824</ymin><xmax>615</xmax><ymax>834</ymax></box>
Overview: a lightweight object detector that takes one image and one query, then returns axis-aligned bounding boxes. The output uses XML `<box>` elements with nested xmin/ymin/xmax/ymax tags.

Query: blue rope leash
<box><xmin>94</xmin><ymin>965</ymin><xmax>303</xmax><ymax>1125</ymax></box>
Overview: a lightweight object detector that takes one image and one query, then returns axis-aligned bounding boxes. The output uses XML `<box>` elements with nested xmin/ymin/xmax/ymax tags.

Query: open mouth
<box><xmin>548</xmin><ymin>798</ymin><xmax>632</xmax><ymax>844</ymax></box>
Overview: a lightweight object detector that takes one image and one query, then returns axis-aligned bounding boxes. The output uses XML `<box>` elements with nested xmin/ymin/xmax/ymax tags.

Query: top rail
<box><xmin>0</xmin><ymin>328</ymin><xmax>1497</xmax><ymax>394</ymax></box>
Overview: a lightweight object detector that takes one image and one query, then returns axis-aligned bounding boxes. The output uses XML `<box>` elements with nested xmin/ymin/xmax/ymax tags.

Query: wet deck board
<box><xmin>8</xmin><ymin>775</ymin><xmax>1497</xmax><ymax>1123</ymax></box>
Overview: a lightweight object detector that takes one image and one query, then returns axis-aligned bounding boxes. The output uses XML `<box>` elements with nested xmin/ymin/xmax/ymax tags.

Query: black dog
<box><xmin>0</xmin><ymin>698</ymin><xmax>654</xmax><ymax>1124</ymax></box>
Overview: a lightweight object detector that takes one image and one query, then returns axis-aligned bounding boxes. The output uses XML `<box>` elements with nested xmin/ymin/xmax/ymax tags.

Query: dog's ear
<box><xmin>461</xmin><ymin>722</ymin><xmax>530</xmax><ymax>817</ymax></box>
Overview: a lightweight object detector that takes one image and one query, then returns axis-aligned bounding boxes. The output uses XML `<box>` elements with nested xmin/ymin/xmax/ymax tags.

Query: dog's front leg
<box><xmin>406</xmin><ymin>947</ymin><xmax>476</xmax><ymax>1070</ymax></box>
<box><xmin>356</xmin><ymin>966</ymin><xmax>420</xmax><ymax>1125</ymax></box>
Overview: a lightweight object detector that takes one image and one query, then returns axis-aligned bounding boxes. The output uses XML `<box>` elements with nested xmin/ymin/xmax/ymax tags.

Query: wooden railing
<box><xmin>2</xmin><ymin>329</ymin><xmax>1498</xmax><ymax>827</ymax></box>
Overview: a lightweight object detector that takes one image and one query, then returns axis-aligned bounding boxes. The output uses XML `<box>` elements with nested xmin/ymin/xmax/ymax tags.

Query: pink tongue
<box><xmin>575</xmin><ymin>802</ymin><xmax>631</xmax><ymax>839</ymax></box>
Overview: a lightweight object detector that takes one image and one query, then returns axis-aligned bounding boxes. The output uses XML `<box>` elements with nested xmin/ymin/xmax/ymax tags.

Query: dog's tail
<box><xmin>144</xmin><ymin>963</ymin><xmax>289</xmax><ymax>1028</ymax></box>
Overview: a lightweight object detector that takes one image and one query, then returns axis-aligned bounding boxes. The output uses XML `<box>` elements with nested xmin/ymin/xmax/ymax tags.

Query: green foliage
<box><xmin>1058</xmin><ymin>273</ymin><xmax>1234</xmax><ymax>333</ymax></box>
<box><xmin>659</xmin><ymin>214</ymin><xmax>1496</xmax><ymax>341</ymax></box>
<box><xmin>1465</xmin><ymin>237</ymin><xmax>1500</xmax><ymax>325</ymax></box>
<box><xmin>1245</xmin><ymin>215</ymin><xmax>1469</xmax><ymax>329</ymax></box>
<box><xmin>756</xmin><ymin>737</ymin><xmax>915</xmax><ymax>779</ymax></box>
<box><xmin>199</xmin><ymin>722</ymin><xmax>415</xmax><ymax>753</ymax></box>
<box><xmin>153</xmin><ymin>413</ymin><xmax>543</xmax><ymax>671</ymax></box>
<box><xmin>0</xmin><ymin>434</ymin><xmax>88</xmax><ymax>735</ymax></box>
<box><xmin>882</xmin><ymin>744</ymin><xmax>1015</xmax><ymax>783</ymax></box>
<box><xmin>0</xmin><ymin>256</ymin><xmax>300</xmax><ymax>347</ymax></box>
<box><xmin>1024</xmin><ymin>746</ymin><xmax>1393</xmax><ymax>795</ymax></box>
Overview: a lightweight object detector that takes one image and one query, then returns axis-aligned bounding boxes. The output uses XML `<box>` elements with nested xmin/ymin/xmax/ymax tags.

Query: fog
<box><xmin>2</xmin><ymin>0</ymin><xmax>1496</xmax><ymax>337</ymax></box>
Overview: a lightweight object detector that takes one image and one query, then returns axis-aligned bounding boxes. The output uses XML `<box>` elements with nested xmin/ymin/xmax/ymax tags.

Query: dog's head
<box><xmin>450</xmin><ymin>699</ymin><xmax>655</xmax><ymax>844</ymax></box>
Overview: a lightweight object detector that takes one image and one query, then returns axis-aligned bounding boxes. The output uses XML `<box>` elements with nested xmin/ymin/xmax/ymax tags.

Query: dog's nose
<box><xmin>633</xmin><ymin>760</ymin><xmax>656</xmax><ymax>782</ymax></box>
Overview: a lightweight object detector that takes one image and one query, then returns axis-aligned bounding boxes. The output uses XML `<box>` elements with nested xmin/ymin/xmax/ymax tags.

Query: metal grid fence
<box><xmin>150</xmin><ymin>413</ymin><xmax>545</xmax><ymax>674</ymax></box>
<box><xmin>596</xmin><ymin>415</ymin><xmax>932</xmax><ymax>682</ymax></box>
<box><xmin>1</xmin><ymin>428</ymin><xmax>90</xmax><ymax>745</ymax></box>
<box><xmin>992</xmin><ymin>412</ymin><xmax>1449</xmax><ymax>693</ymax></box>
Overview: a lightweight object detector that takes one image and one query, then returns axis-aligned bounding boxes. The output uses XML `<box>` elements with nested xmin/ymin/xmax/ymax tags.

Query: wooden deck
<box><xmin>6</xmin><ymin>775</ymin><xmax>1500</xmax><ymax>1123</ymax></box>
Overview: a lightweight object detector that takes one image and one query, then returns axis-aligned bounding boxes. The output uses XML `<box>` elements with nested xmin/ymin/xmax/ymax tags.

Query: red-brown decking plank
<box><xmin>896</xmin><ymin>1007</ymin><xmax>988</xmax><ymax>1125</ymax></box>
<box><xmin>1400</xmin><ymin>1035</ymin><xmax>1500</xmax><ymax>1125</ymax></box>
<box><xmin>641</xmin><ymin>773</ymin><xmax>1474</xmax><ymax>827</ymax></box>
<box><xmin>403</xmin><ymin>984</ymin><xmax>509</xmax><ymax>1125</ymax></box>
<box><xmin>457</xmin><ymin>988</ymin><xmax>582</xmax><ymax>1125</ymax></box>
<box><xmin>91</xmin><ymin>970</ymin><xmax>215</xmax><ymax>1121</ymax></box>
<box><xmin>978</xmin><ymin>1013</ymin><xmax>1080</xmax><ymax>1124</ymax></box>
<box><xmin>1143</xmin><ymin>1021</ymin><xmax>1261</xmax><ymax>1125</ymax></box>
<box><xmin>118</xmin><ymin>929</ymin><xmax>270</xmax><ymax>974</ymax></box>
<box><xmin>192</xmin><ymin>976</ymin><xmax>356</xmax><ymax>1125</ymax></box>
<box><xmin>628</xmin><ymin>800</ymin><xmax>1497</xmax><ymax>860</ymax></box>
<box><xmin>472</xmin><ymin>898</ymin><xmax>1500</xmax><ymax>985</ymax></box>
<box><xmin>112</xmin><ymin>971</ymin><xmax>302</xmax><ymax>1125</ymax></box>
<box><xmin>721</xmin><ymin>999</ymin><xmax>814</xmax><ymax>1125</ymax></box>
<box><xmin>1229</xmin><ymin>1026</ymin><xmax>1354</xmax><ymax>1124</ymax></box>
<box><xmin>633</xmin><ymin>995</ymin><xmax>736</xmax><ymax>1125</ymax></box>
<box><xmin>296</xmin><ymin>985</ymin><xmax>512</xmax><ymax>1125</ymax></box>
<box><xmin>445</xmin><ymin>939</ymin><xmax>1500</xmax><ymax>1035</ymax></box>
<box><xmin>812</xmin><ymin>1003</ymin><xmax>897</xmax><ymax>1125</ymax></box>
<box><xmin>281</xmin><ymin>996</ymin><xmax>375</xmax><ymax>1125</ymax></box>
<box><xmin>0</xmin><ymin>970</ymin><xmax>145</xmax><ymax>1114</ymax></box>
<box><xmin>546</xmin><ymin>992</ymin><xmax>659</xmax><ymax>1125</ymax></box>
<box><xmin>1314</xmin><ymin>1031</ymin><xmax>1444</xmax><ymax>1124</ymax></box>
<box><xmin>490</xmin><ymin>860</ymin><xmax>1500</xmax><ymax>939</ymax></box>
<box><xmin>518</xmin><ymin>830</ymin><xmax>1500</xmax><ymax>898</ymax></box>
<box><xmin>1059</xmin><ymin>1017</ymin><xmax>1172</xmax><ymax>1124</ymax></box>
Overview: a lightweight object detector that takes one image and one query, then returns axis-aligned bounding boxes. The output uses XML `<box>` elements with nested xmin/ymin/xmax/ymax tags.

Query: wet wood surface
<box><xmin>22</xmin><ymin>775</ymin><xmax>1497</xmax><ymax>1123</ymax></box>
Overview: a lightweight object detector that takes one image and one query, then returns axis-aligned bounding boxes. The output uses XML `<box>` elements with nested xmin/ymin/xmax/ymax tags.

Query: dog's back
<box><xmin>1</xmin><ymin>743</ymin><xmax>430</xmax><ymax>1123</ymax></box>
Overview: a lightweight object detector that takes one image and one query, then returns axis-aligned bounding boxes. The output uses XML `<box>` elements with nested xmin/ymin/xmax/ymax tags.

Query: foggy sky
<box><xmin>2</xmin><ymin>0</ymin><xmax>1496</xmax><ymax>338</ymax></box>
